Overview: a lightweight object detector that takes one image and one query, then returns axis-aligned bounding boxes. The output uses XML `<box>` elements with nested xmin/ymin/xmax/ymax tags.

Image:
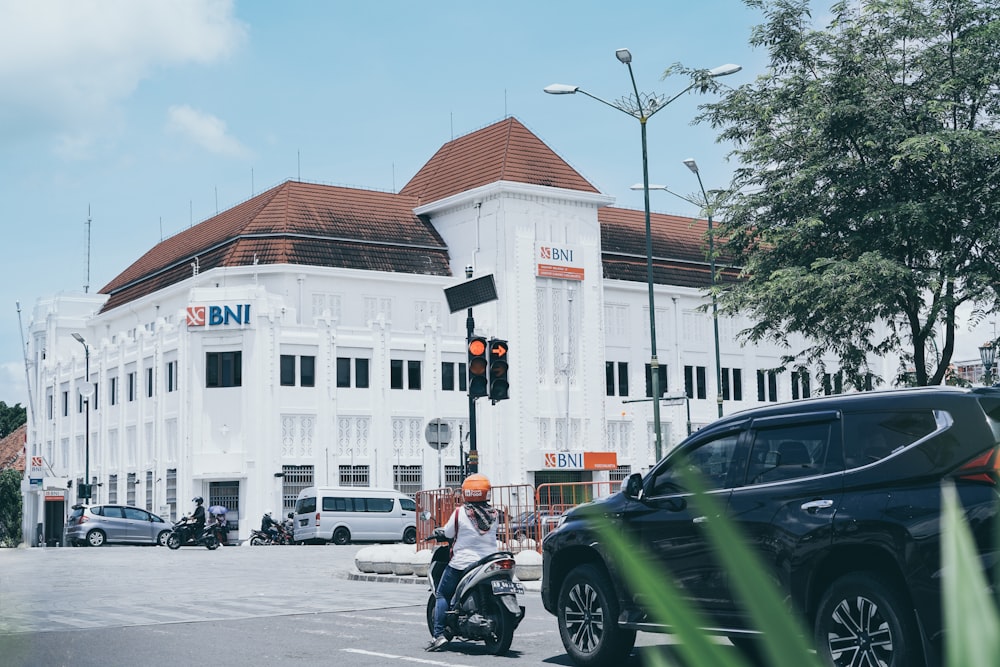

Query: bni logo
<box><xmin>186</xmin><ymin>306</ymin><xmax>206</xmax><ymax>326</ymax></box>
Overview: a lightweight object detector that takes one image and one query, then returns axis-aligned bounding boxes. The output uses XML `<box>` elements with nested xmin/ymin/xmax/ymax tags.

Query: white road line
<box><xmin>343</xmin><ymin>648</ymin><xmax>476</xmax><ymax>666</ymax></box>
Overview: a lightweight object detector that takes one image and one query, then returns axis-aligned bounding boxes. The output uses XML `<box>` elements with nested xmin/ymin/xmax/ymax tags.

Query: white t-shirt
<box><xmin>443</xmin><ymin>505</ymin><xmax>498</xmax><ymax>569</ymax></box>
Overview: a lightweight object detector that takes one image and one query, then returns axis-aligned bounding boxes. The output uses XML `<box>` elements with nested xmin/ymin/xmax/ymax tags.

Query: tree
<box><xmin>0</xmin><ymin>401</ymin><xmax>27</xmax><ymax>439</ymax></box>
<box><xmin>0</xmin><ymin>468</ymin><xmax>22</xmax><ymax>547</ymax></box>
<box><xmin>701</xmin><ymin>0</ymin><xmax>1000</xmax><ymax>387</ymax></box>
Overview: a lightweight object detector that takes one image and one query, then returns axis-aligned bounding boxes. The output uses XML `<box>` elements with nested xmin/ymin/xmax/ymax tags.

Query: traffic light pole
<box><xmin>466</xmin><ymin>308</ymin><xmax>478</xmax><ymax>474</ymax></box>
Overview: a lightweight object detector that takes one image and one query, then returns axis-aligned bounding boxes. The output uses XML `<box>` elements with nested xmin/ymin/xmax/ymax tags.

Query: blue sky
<box><xmin>0</xmin><ymin>0</ymin><xmax>991</xmax><ymax>407</ymax></box>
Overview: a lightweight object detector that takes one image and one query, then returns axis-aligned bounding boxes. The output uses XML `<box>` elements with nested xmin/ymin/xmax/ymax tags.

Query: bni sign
<box><xmin>187</xmin><ymin>304</ymin><xmax>253</xmax><ymax>328</ymax></box>
<box><xmin>536</xmin><ymin>243</ymin><xmax>584</xmax><ymax>281</ymax></box>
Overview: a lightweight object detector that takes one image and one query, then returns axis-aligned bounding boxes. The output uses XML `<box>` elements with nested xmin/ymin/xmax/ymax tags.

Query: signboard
<box><xmin>425</xmin><ymin>419</ymin><xmax>451</xmax><ymax>450</ymax></box>
<box><xmin>30</xmin><ymin>456</ymin><xmax>45</xmax><ymax>476</ymax></box>
<box><xmin>536</xmin><ymin>244</ymin><xmax>584</xmax><ymax>281</ymax></box>
<box><xmin>541</xmin><ymin>451</ymin><xmax>618</xmax><ymax>471</ymax></box>
<box><xmin>186</xmin><ymin>303</ymin><xmax>253</xmax><ymax>328</ymax></box>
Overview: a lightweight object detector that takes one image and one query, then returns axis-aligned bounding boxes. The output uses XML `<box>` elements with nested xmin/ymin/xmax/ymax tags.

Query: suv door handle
<box><xmin>801</xmin><ymin>499</ymin><xmax>834</xmax><ymax>513</ymax></box>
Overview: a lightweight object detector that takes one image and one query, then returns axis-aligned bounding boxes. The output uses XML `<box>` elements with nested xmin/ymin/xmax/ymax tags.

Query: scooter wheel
<box><xmin>167</xmin><ymin>534</ymin><xmax>181</xmax><ymax>550</ymax></box>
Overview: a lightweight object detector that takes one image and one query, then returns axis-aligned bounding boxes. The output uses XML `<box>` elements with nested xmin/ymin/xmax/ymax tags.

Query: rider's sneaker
<box><xmin>425</xmin><ymin>636</ymin><xmax>449</xmax><ymax>652</ymax></box>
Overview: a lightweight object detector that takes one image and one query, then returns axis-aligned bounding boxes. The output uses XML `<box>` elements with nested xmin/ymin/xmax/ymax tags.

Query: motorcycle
<box><xmin>424</xmin><ymin>529</ymin><xmax>525</xmax><ymax>655</ymax></box>
<box><xmin>166</xmin><ymin>517</ymin><xmax>220</xmax><ymax>550</ymax></box>
<box><xmin>249</xmin><ymin>524</ymin><xmax>293</xmax><ymax>545</ymax></box>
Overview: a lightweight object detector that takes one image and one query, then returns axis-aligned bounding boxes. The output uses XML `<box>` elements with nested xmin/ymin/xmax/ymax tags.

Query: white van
<box><xmin>293</xmin><ymin>486</ymin><xmax>417</xmax><ymax>545</ymax></box>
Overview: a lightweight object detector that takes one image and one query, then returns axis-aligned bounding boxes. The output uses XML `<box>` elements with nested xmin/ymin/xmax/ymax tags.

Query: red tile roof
<box><xmin>97</xmin><ymin>117</ymin><xmax>729</xmax><ymax>312</ymax></box>
<box><xmin>401</xmin><ymin>117</ymin><xmax>599</xmax><ymax>205</ymax></box>
<box><xmin>99</xmin><ymin>181</ymin><xmax>452</xmax><ymax>312</ymax></box>
<box><xmin>0</xmin><ymin>423</ymin><xmax>26</xmax><ymax>472</ymax></box>
<box><xmin>599</xmin><ymin>207</ymin><xmax>737</xmax><ymax>289</ymax></box>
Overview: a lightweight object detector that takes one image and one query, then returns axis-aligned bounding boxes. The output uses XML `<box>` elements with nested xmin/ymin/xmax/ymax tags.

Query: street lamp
<box><xmin>71</xmin><ymin>332</ymin><xmax>92</xmax><ymax>501</ymax></box>
<box><xmin>545</xmin><ymin>49</ymin><xmax>740</xmax><ymax>461</ymax></box>
<box><xmin>683</xmin><ymin>159</ymin><xmax>724</xmax><ymax>418</ymax></box>
<box><xmin>980</xmin><ymin>341</ymin><xmax>996</xmax><ymax>386</ymax></box>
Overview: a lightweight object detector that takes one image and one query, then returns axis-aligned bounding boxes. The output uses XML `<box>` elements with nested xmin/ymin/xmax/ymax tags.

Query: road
<box><xmin>0</xmin><ymin>543</ymin><xmax>749</xmax><ymax>666</ymax></box>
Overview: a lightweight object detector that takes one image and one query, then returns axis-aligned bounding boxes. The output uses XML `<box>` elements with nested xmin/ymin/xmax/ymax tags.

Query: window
<box><xmin>757</xmin><ymin>370</ymin><xmax>778</xmax><ymax>402</ymax></box>
<box><xmin>282</xmin><ymin>465</ymin><xmax>314</xmax><ymax>513</ymax></box>
<box><xmin>685</xmin><ymin>365</ymin><xmax>708</xmax><ymax>400</ymax></box>
<box><xmin>791</xmin><ymin>369</ymin><xmax>811</xmax><ymax>400</ymax></box>
<box><xmin>337</xmin><ymin>357</ymin><xmax>370</xmax><ymax>388</ymax></box>
<box><xmin>206</xmin><ymin>351</ymin><xmax>242</xmax><ymax>387</ymax></box>
<box><xmin>393</xmin><ymin>464</ymin><xmax>422</xmax><ymax>497</ymax></box>
<box><xmin>842</xmin><ymin>410</ymin><xmax>939</xmax><ymax>469</ymax></box>
<box><xmin>209</xmin><ymin>481</ymin><xmax>240</xmax><ymax>533</ymax></box>
<box><xmin>280</xmin><ymin>355</ymin><xmax>295</xmax><ymax>386</ymax></box>
<box><xmin>390</xmin><ymin>359</ymin><xmax>422</xmax><ymax>390</ymax></box>
<box><xmin>745</xmin><ymin>420</ymin><xmax>834</xmax><ymax>484</ymax></box>
<box><xmin>127</xmin><ymin>371</ymin><xmax>136</xmax><ymax>402</ymax></box>
<box><xmin>146</xmin><ymin>368</ymin><xmax>154</xmax><ymax>398</ymax></box>
<box><xmin>92</xmin><ymin>383</ymin><xmax>99</xmax><ymax>410</ymax></box>
<box><xmin>110</xmin><ymin>377</ymin><xmax>118</xmax><ymax>406</ymax></box>
<box><xmin>62</xmin><ymin>391</ymin><xmax>68</xmax><ymax>417</ymax></box>
<box><xmin>644</xmin><ymin>364</ymin><xmax>668</xmax><ymax>398</ymax></box>
<box><xmin>145</xmin><ymin>470</ymin><xmax>153</xmax><ymax>510</ymax></box>
<box><xmin>165</xmin><ymin>469</ymin><xmax>176</xmax><ymax>521</ymax></box>
<box><xmin>300</xmin><ymin>356</ymin><xmax>315</xmax><ymax>387</ymax></box>
<box><xmin>609</xmin><ymin>465</ymin><xmax>632</xmax><ymax>483</ymax></box>
<box><xmin>648</xmin><ymin>432</ymin><xmax>742</xmax><ymax>494</ymax></box>
<box><xmin>339</xmin><ymin>465</ymin><xmax>369</xmax><ymax>487</ymax></box>
<box><xmin>722</xmin><ymin>368</ymin><xmax>743</xmax><ymax>401</ymax></box>
<box><xmin>442</xmin><ymin>362</ymin><xmax>468</xmax><ymax>392</ymax></box>
<box><xmin>606</xmin><ymin>362</ymin><xmax>629</xmax><ymax>397</ymax></box>
<box><xmin>46</xmin><ymin>392</ymin><xmax>53</xmax><ymax>420</ymax></box>
<box><xmin>166</xmin><ymin>360</ymin><xmax>178</xmax><ymax>393</ymax></box>
<box><xmin>445</xmin><ymin>465</ymin><xmax>463</xmax><ymax>489</ymax></box>
<box><xmin>126</xmin><ymin>472</ymin><xmax>137</xmax><ymax>506</ymax></box>
<box><xmin>108</xmin><ymin>474</ymin><xmax>118</xmax><ymax>504</ymax></box>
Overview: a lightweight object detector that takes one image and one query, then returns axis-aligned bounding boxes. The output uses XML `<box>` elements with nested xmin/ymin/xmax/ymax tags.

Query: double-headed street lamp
<box><xmin>545</xmin><ymin>48</ymin><xmax>740</xmax><ymax>461</ymax></box>
<box><xmin>72</xmin><ymin>332</ymin><xmax>92</xmax><ymax>502</ymax></box>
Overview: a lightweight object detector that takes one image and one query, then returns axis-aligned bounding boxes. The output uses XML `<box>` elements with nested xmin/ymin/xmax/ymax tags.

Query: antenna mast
<box><xmin>84</xmin><ymin>206</ymin><xmax>92</xmax><ymax>293</ymax></box>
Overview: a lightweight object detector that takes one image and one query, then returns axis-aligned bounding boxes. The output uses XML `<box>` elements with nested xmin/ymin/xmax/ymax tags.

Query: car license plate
<box><xmin>491</xmin><ymin>580</ymin><xmax>525</xmax><ymax>595</ymax></box>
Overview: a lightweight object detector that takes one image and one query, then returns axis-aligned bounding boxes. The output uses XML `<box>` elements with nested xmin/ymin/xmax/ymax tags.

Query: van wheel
<box><xmin>332</xmin><ymin>527</ymin><xmax>351</xmax><ymax>545</ymax></box>
<box><xmin>403</xmin><ymin>527</ymin><xmax>416</xmax><ymax>544</ymax></box>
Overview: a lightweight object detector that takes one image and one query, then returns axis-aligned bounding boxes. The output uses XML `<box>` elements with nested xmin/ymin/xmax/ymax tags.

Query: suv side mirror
<box><xmin>622</xmin><ymin>473</ymin><xmax>643</xmax><ymax>500</ymax></box>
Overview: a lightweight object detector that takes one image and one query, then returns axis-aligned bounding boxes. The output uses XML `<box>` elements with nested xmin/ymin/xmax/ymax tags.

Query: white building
<box><xmin>21</xmin><ymin>117</ymin><xmax>869</xmax><ymax>545</ymax></box>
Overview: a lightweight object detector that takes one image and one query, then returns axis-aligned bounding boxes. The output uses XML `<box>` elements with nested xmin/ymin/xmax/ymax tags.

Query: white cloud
<box><xmin>166</xmin><ymin>104</ymin><xmax>251</xmax><ymax>158</ymax></box>
<box><xmin>0</xmin><ymin>0</ymin><xmax>247</xmax><ymax>147</ymax></box>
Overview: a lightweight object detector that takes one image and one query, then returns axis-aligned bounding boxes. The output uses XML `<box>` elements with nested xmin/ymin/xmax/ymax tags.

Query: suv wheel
<box><xmin>557</xmin><ymin>564</ymin><xmax>636</xmax><ymax>667</ymax></box>
<box><xmin>86</xmin><ymin>530</ymin><xmax>106</xmax><ymax>547</ymax></box>
<box><xmin>814</xmin><ymin>572</ymin><xmax>923</xmax><ymax>667</ymax></box>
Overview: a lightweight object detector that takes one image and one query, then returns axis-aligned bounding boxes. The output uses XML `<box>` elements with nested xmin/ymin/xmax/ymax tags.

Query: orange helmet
<box><xmin>461</xmin><ymin>474</ymin><xmax>491</xmax><ymax>502</ymax></box>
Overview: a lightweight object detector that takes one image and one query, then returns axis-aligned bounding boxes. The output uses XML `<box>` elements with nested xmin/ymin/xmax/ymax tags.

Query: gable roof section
<box><xmin>99</xmin><ymin>181</ymin><xmax>452</xmax><ymax>312</ymax></box>
<box><xmin>401</xmin><ymin>117</ymin><xmax>599</xmax><ymax>206</ymax></box>
<box><xmin>0</xmin><ymin>423</ymin><xmax>26</xmax><ymax>472</ymax></box>
<box><xmin>599</xmin><ymin>206</ymin><xmax>737</xmax><ymax>289</ymax></box>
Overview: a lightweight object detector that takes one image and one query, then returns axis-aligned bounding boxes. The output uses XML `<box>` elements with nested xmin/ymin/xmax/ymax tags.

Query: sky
<box><xmin>0</xmin><ymin>0</ymin><xmax>993</xmax><ymax>408</ymax></box>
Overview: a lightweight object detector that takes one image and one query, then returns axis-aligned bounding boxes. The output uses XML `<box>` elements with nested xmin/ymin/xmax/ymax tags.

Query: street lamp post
<box><xmin>71</xmin><ymin>333</ymin><xmax>92</xmax><ymax>501</ymax></box>
<box><xmin>683</xmin><ymin>159</ymin><xmax>724</xmax><ymax>418</ymax></box>
<box><xmin>545</xmin><ymin>49</ymin><xmax>740</xmax><ymax>460</ymax></box>
<box><xmin>980</xmin><ymin>341</ymin><xmax>996</xmax><ymax>386</ymax></box>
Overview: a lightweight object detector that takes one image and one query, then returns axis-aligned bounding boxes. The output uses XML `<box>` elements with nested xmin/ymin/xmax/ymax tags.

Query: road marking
<box><xmin>343</xmin><ymin>648</ymin><xmax>476</xmax><ymax>666</ymax></box>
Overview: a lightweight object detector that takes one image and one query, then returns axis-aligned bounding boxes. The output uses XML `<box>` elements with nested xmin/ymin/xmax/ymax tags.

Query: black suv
<box><xmin>542</xmin><ymin>387</ymin><xmax>1000</xmax><ymax>667</ymax></box>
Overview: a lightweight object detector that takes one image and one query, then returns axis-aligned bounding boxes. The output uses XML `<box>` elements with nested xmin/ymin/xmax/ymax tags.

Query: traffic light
<box><xmin>468</xmin><ymin>336</ymin><xmax>488</xmax><ymax>398</ymax></box>
<box><xmin>488</xmin><ymin>339</ymin><xmax>510</xmax><ymax>402</ymax></box>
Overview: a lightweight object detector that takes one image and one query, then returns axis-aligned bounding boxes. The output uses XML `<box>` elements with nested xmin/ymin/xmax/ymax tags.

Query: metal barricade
<box><xmin>415</xmin><ymin>487</ymin><xmax>461</xmax><ymax>547</ymax></box>
<box><xmin>415</xmin><ymin>484</ymin><xmax>536</xmax><ymax>554</ymax></box>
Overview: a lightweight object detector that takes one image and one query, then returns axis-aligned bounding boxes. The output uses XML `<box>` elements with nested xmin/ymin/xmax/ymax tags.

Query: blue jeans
<box><xmin>433</xmin><ymin>565</ymin><xmax>462</xmax><ymax>638</ymax></box>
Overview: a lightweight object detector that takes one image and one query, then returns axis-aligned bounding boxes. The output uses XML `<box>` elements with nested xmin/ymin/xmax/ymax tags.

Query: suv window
<box><xmin>123</xmin><ymin>507</ymin><xmax>148</xmax><ymax>521</ymax></box>
<box><xmin>843</xmin><ymin>410</ymin><xmax>939</xmax><ymax>469</ymax></box>
<box><xmin>295</xmin><ymin>497</ymin><xmax>316</xmax><ymax>514</ymax></box>
<box><xmin>647</xmin><ymin>432</ymin><xmax>741</xmax><ymax>495</ymax></box>
<box><xmin>746</xmin><ymin>421</ymin><xmax>833</xmax><ymax>484</ymax></box>
<box><xmin>400</xmin><ymin>498</ymin><xmax>416</xmax><ymax>512</ymax></box>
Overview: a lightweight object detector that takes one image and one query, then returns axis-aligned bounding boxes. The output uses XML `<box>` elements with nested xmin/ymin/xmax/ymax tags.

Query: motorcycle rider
<box><xmin>426</xmin><ymin>474</ymin><xmax>499</xmax><ymax>652</ymax></box>
<box><xmin>283</xmin><ymin>512</ymin><xmax>295</xmax><ymax>542</ymax></box>
<box><xmin>190</xmin><ymin>496</ymin><xmax>206</xmax><ymax>539</ymax></box>
<box><xmin>261</xmin><ymin>510</ymin><xmax>281</xmax><ymax>542</ymax></box>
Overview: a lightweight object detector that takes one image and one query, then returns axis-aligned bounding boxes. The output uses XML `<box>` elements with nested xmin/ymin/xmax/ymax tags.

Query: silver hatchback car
<box><xmin>65</xmin><ymin>504</ymin><xmax>171</xmax><ymax>547</ymax></box>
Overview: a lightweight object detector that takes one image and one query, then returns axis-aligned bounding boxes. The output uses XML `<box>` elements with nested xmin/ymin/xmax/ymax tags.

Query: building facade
<box><xmin>21</xmin><ymin>117</ymin><xmax>888</xmax><ymax>545</ymax></box>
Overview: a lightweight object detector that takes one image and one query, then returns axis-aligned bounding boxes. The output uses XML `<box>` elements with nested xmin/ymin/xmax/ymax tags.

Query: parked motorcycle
<box><xmin>249</xmin><ymin>524</ymin><xmax>293</xmax><ymax>545</ymax></box>
<box><xmin>424</xmin><ymin>529</ymin><xmax>525</xmax><ymax>655</ymax></box>
<box><xmin>166</xmin><ymin>517</ymin><xmax>220</xmax><ymax>550</ymax></box>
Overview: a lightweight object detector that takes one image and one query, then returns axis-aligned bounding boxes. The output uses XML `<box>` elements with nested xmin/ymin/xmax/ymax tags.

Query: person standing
<box><xmin>426</xmin><ymin>474</ymin><xmax>498</xmax><ymax>652</ymax></box>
